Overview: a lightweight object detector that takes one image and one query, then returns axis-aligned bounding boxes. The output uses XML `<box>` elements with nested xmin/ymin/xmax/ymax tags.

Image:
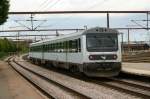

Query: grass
<box><xmin>0</xmin><ymin>52</ymin><xmax>10</xmax><ymax>60</ymax></box>
<box><xmin>0</xmin><ymin>51</ymin><xmax>28</xmax><ymax>60</ymax></box>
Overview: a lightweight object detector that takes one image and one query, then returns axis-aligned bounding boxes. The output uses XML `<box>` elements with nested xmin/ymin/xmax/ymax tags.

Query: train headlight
<box><xmin>113</xmin><ymin>55</ymin><xmax>117</xmax><ymax>59</ymax></box>
<box><xmin>89</xmin><ymin>54</ymin><xmax>117</xmax><ymax>60</ymax></box>
<box><xmin>89</xmin><ymin>55</ymin><xmax>94</xmax><ymax>60</ymax></box>
<box><xmin>89</xmin><ymin>55</ymin><xmax>100</xmax><ymax>60</ymax></box>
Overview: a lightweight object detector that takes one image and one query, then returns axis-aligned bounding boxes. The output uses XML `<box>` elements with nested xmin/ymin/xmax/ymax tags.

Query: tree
<box><xmin>0</xmin><ymin>0</ymin><xmax>9</xmax><ymax>25</ymax></box>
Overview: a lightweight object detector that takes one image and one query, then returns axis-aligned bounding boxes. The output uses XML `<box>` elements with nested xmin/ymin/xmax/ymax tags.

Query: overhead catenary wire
<box><xmin>48</xmin><ymin>0</ymin><xmax>110</xmax><ymax>28</ymax></box>
<box><xmin>32</xmin><ymin>0</ymin><xmax>61</xmax><ymax>30</ymax></box>
<box><xmin>42</xmin><ymin>0</ymin><xmax>61</xmax><ymax>11</ymax></box>
<box><xmin>35</xmin><ymin>0</ymin><xmax>61</xmax><ymax>11</ymax></box>
<box><xmin>34</xmin><ymin>0</ymin><xmax>50</xmax><ymax>11</ymax></box>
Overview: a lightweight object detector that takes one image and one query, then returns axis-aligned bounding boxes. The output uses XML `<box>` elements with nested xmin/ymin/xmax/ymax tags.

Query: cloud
<box><xmin>9</xmin><ymin>0</ymin><xmax>150</xmax><ymax>19</ymax></box>
<box><xmin>10</xmin><ymin>0</ymin><xmax>150</xmax><ymax>11</ymax></box>
<box><xmin>5</xmin><ymin>0</ymin><xmax>150</xmax><ymax>42</ymax></box>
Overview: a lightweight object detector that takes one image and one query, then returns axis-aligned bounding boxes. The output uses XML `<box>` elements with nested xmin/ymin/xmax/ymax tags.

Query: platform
<box><xmin>122</xmin><ymin>62</ymin><xmax>150</xmax><ymax>77</ymax></box>
<box><xmin>0</xmin><ymin>60</ymin><xmax>45</xmax><ymax>99</ymax></box>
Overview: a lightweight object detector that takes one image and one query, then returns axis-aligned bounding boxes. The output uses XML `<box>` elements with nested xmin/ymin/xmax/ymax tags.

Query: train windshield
<box><xmin>86</xmin><ymin>33</ymin><xmax>118</xmax><ymax>52</ymax></box>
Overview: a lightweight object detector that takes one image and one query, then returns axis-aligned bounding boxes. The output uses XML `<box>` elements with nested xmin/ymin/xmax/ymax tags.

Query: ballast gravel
<box><xmin>16</xmin><ymin>56</ymin><xmax>141</xmax><ymax>99</ymax></box>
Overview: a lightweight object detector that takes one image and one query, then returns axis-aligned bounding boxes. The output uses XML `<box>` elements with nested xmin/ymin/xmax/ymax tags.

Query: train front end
<box><xmin>82</xmin><ymin>27</ymin><xmax>122</xmax><ymax>77</ymax></box>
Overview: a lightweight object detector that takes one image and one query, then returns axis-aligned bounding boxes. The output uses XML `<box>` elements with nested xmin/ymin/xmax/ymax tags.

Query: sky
<box><xmin>1</xmin><ymin>0</ymin><xmax>150</xmax><ymax>42</ymax></box>
<box><xmin>9</xmin><ymin>0</ymin><xmax>150</xmax><ymax>11</ymax></box>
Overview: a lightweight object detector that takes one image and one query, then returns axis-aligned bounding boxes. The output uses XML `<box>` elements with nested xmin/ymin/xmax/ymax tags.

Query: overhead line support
<box><xmin>8</xmin><ymin>11</ymin><xmax>150</xmax><ymax>15</ymax></box>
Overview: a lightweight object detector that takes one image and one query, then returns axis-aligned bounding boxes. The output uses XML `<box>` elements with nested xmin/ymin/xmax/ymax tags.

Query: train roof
<box><xmin>30</xmin><ymin>27</ymin><xmax>119</xmax><ymax>46</ymax></box>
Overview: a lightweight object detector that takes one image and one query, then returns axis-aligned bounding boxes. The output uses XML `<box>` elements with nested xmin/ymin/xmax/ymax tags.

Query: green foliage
<box><xmin>0</xmin><ymin>38</ymin><xmax>16</xmax><ymax>52</ymax></box>
<box><xmin>0</xmin><ymin>0</ymin><xmax>9</xmax><ymax>25</ymax></box>
<box><xmin>17</xmin><ymin>43</ymin><xmax>29</xmax><ymax>53</ymax></box>
<box><xmin>0</xmin><ymin>38</ymin><xmax>29</xmax><ymax>59</ymax></box>
<box><xmin>0</xmin><ymin>38</ymin><xmax>16</xmax><ymax>59</ymax></box>
<box><xmin>0</xmin><ymin>52</ymin><xmax>9</xmax><ymax>59</ymax></box>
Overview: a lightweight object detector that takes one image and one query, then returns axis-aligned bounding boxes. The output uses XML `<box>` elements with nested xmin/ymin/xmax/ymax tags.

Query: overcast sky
<box><xmin>10</xmin><ymin>0</ymin><xmax>150</xmax><ymax>11</ymax></box>
<box><xmin>1</xmin><ymin>0</ymin><xmax>150</xmax><ymax>42</ymax></box>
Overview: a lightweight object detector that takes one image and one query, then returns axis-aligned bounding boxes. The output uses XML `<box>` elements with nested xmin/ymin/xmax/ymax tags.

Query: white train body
<box><xmin>29</xmin><ymin>27</ymin><xmax>122</xmax><ymax>77</ymax></box>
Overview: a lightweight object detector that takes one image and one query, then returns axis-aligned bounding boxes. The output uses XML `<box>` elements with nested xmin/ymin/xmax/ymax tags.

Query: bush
<box><xmin>0</xmin><ymin>52</ymin><xmax>9</xmax><ymax>59</ymax></box>
<box><xmin>0</xmin><ymin>38</ymin><xmax>29</xmax><ymax>59</ymax></box>
<box><xmin>0</xmin><ymin>0</ymin><xmax>9</xmax><ymax>25</ymax></box>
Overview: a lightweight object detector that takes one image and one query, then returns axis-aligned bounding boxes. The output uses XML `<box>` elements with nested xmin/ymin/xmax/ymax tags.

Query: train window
<box><xmin>45</xmin><ymin>45</ymin><xmax>47</xmax><ymax>51</ymax></box>
<box><xmin>35</xmin><ymin>46</ymin><xmax>36</xmax><ymax>51</ymax></box>
<box><xmin>61</xmin><ymin>42</ymin><xmax>64</xmax><ymax>52</ymax></box>
<box><xmin>67</xmin><ymin>41</ymin><xmax>69</xmax><ymax>52</ymax></box>
<box><xmin>50</xmin><ymin>44</ymin><xmax>52</xmax><ymax>52</ymax></box>
<box><xmin>32</xmin><ymin>47</ymin><xmax>34</xmax><ymax>51</ymax></box>
<box><xmin>34</xmin><ymin>41</ymin><xmax>81</xmax><ymax>53</ymax></box>
<box><xmin>55</xmin><ymin>43</ymin><xmax>58</xmax><ymax>52</ymax></box>
<box><xmin>34</xmin><ymin>46</ymin><xmax>35</xmax><ymax>51</ymax></box>
<box><xmin>69</xmin><ymin>40</ymin><xmax>72</xmax><ymax>52</ymax></box>
<box><xmin>30</xmin><ymin>47</ymin><xmax>31</xmax><ymax>51</ymax></box>
<box><xmin>49</xmin><ymin>44</ymin><xmax>51</xmax><ymax>52</ymax></box>
<box><xmin>54</xmin><ymin>43</ymin><xmax>57</xmax><ymax>52</ymax></box>
<box><xmin>57</xmin><ymin>43</ymin><xmax>59</xmax><ymax>52</ymax></box>
<box><xmin>53</xmin><ymin>43</ymin><xmax>55</xmax><ymax>52</ymax></box>
<box><xmin>56</xmin><ymin>43</ymin><xmax>58</xmax><ymax>52</ymax></box>
<box><xmin>58</xmin><ymin>43</ymin><xmax>61</xmax><ymax>53</ymax></box>
<box><xmin>74</xmin><ymin>40</ymin><xmax>78</xmax><ymax>52</ymax></box>
<box><xmin>33</xmin><ymin>46</ymin><xmax>35</xmax><ymax>51</ymax></box>
<box><xmin>60</xmin><ymin>42</ymin><xmax>63</xmax><ymax>52</ymax></box>
<box><xmin>47</xmin><ymin>45</ymin><xmax>49</xmax><ymax>51</ymax></box>
<box><xmin>51</xmin><ymin>44</ymin><xmax>53</xmax><ymax>52</ymax></box>
<box><xmin>78</xmin><ymin>38</ymin><xmax>81</xmax><ymax>52</ymax></box>
<box><xmin>43</xmin><ymin>45</ymin><xmax>45</xmax><ymax>51</ymax></box>
<box><xmin>55</xmin><ymin>43</ymin><xmax>57</xmax><ymax>51</ymax></box>
<box><xmin>45</xmin><ymin>45</ymin><xmax>46</xmax><ymax>52</ymax></box>
<box><xmin>46</xmin><ymin>45</ymin><xmax>47</xmax><ymax>52</ymax></box>
<box><xmin>38</xmin><ymin>46</ymin><xmax>39</xmax><ymax>52</ymax></box>
<box><xmin>47</xmin><ymin>44</ymin><xmax>49</xmax><ymax>52</ymax></box>
<box><xmin>38</xmin><ymin>46</ymin><xmax>39</xmax><ymax>51</ymax></box>
<box><xmin>67</xmin><ymin>39</ymin><xmax>81</xmax><ymax>53</ymax></box>
<box><xmin>58</xmin><ymin>43</ymin><xmax>60</xmax><ymax>52</ymax></box>
<box><xmin>46</xmin><ymin>44</ymin><xmax>48</xmax><ymax>52</ymax></box>
<box><xmin>46</xmin><ymin>45</ymin><xmax>48</xmax><ymax>51</ymax></box>
<box><xmin>63</xmin><ymin>41</ymin><xmax>67</xmax><ymax>52</ymax></box>
<box><xmin>71</xmin><ymin>40</ymin><xmax>75</xmax><ymax>52</ymax></box>
<box><xmin>37</xmin><ymin>46</ymin><xmax>38</xmax><ymax>52</ymax></box>
<box><xmin>40</xmin><ymin>45</ymin><xmax>42</xmax><ymax>52</ymax></box>
<box><xmin>36</xmin><ymin>46</ymin><xmax>37</xmax><ymax>52</ymax></box>
<box><xmin>40</xmin><ymin>45</ymin><xmax>44</xmax><ymax>52</ymax></box>
<box><xmin>86</xmin><ymin>33</ymin><xmax>118</xmax><ymax>52</ymax></box>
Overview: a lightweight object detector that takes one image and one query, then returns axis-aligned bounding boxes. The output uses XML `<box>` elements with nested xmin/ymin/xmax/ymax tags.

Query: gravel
<box><xmin>16</xmin><ymin>56</ymin><xmax>141</xmax><ymax>99</ymax></box>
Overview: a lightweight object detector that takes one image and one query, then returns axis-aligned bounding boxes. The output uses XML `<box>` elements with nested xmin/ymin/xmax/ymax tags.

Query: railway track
<box><xmin>28</xmin><ymin>58</ymin><xmax>150</xmax><ymax>98</ymax></box>
<box><xmin>61</xmin><ymin>71</ymin><xmax>150</xmax><ymax>99</ymax></box>
<box><xmin>122</xmin><ymin>51</ymin><xmax>150</xmax><ymax>63</ymax></box>
<box><xmin>58</xmin><ymin>71</ymin><xmax>150</xmax><ymax>99</ymax></box>
<box><xmin>59</xmin><ymin>71</ymin><xmax>150</xmax><ymax>99</ymax></box>
<box><xmin>89</xmin><ymin>78</ymin><xmax>150</xmax><ymax>99</ymax></box>
<box><xmin>31</xmin><ymin>60</ymin><xmax>150</xmax><ymax>99</ymax></box>
<box><xmin>9</xmin><ymin>56</ymin><xmax>150</xmax><ymax>99</ymax></box>
<box><xmin>7</xmin><ymin>57</ymin><xmax>91</xmax><ymax>99</ymax></box>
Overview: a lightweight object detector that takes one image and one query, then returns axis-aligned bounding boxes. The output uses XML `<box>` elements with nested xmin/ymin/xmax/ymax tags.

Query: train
<box><xmin>28</xmin><ymin>27</ymin><xmax>122</xmax><ymax>77</ymax></box>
